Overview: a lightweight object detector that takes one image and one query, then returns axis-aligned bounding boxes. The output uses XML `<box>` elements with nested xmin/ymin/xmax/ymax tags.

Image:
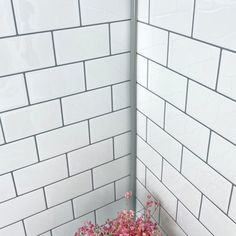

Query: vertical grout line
<box><xmin>163</xmin><ymin>101</ymin><xmax>166</xmax><ymax>129</ymax></box>
<box><xmin>83</xmin><ymin>61</ymin><xmax>87</xmax><ymax>91</ymax></box>
<box><xmin>71</xmin><ymin>200</ymin><xmax>76</xmax><ymax>219</ymax></box>
<box><xmin>130</xmin><ymin>0</ymin><xmax>138</xmax><ymax>212</ymax></box>
<box><xmin>114</xmin><ymin>181</ymin><xmax>117</xmax><ymax>201</ymax></box>
<box><xmin>23</xmin><ymin>73</ymin><xmax>30</xmax><ymax>105</ymax></box>
<box><xmin>112</xmin><ymin>137</ymin><xmax>116</xmax><ymax>160</ymax></box>
<box><xmin>43</xmin><ymin>187</ymin><xmax>48</xmax><ymax>209</ymax></box>
<box><xmin>144</xmin><ymin>166</ymin><xmax>147</xmax><ymax>187</ymax></box>
<box><xmin>0</xmin><ymin>118</ymin><xmax>6</xmax><ymax>144</ymax></box>
<box><xmin>94</xmin><ymin>210</ymin><xmax>97</xmax><ymax>224</ymax></box>
<box><xmin>34</xmin><ymin>136</ymin><xmax>40</xmax><ymax>162</ymax></box>
<box><xmin>160</xmin><ymin>158</ymin><xmax>164</xmax><ymax>182</ymax></box>
<box><xmin>179</xmin><ymin>145</ymin><xmax>184</xmax><ymax>173</ymax></box>
<box><xmin>198</xmin><ymin>193</ymin><xmax>204</xmax><ymax>219</ymax></box>
<box><xmin>59</xmin><ymin>98</ymin><xmax>64</xmax><ymax>126</ymax></box>
<box><xmin>91</xmin><ymin>169</ymin><xmax>94</xmax><ymax>190</ymax></box>
<box><xmin>22</xmin><ymin>220</ymin><xmax>27</xmax><ymax>236</ymax></box>
<box><xmin>191</xmin><ymin>0</ymin><xmax>196</xmax><ymax>37</ymax></box>
<box><xmin>111</xmin><ymin>85</ymin><xmax>114</xmax><ymax>112</ymax></box>
<box><xmin>215</xmin><ymin>49</ymin><xmax>223</xmax><ymax>91</ymax></box>
<box><xmin>145</xmin><ymin>117</ymin><xmax>148</xmax><ymax>141</ymax></box>
<box><xmin>146</xmin><ymin>59</ymin><xmax>149</xmax><ymax>88</ymax></box>
<box><xmin>184</xmin><ymin>79</ymin><xmax>189</xmax><ymax>113</ymax></box>
<box><xmin>166</xmin><ymin>32</ymin><xmax>170</xmax><ymax>67</ymax></box>
<box><xmin>108</xmin><ymin>23</ymin><xmax>112</xmax><ymax>55</ymax></box>
<box><xmin>227</xmin><ymin>184</ymin><xmax>234</xmax><ymax>215</ymax></box>
<box><xmin>10</xmin><ymin>0</ymin><xmax>18</xmax><ymax>35</ymax></box>
<box><xmin>175</xmin><ymin>200</ymin><xmax>179</xmax><ymax>221</ymax></box>
<box><xmin>11</xmin><ymin>172</ymin><xmax>18</xmax><ymax>196</ymax></box>
<box><xmin>88</xmin><ymin>120</ymin><xmax>91</xmax><ymax>144</ymax></box>
<box><xmin>78</xmin><ymin>0</ymin><xmax>83</xmax><ymax>26</ymax></box>
<box><xmin>148</xmin><ymin>0</ymin><xmax>151</xmax><ymax>24</ymax></box>
<box><xmin>206</xmin><ymin>130</ymin><xmax>212</xmax><ymax>163</ymax></box>
<box><xmin>66</xmin><ymin>153</ymin><xmax>70</xmax><ymax>177</ymax></box>
<box><xmin>51</xmin><ymin>31</ymin><xmax>57</xmax><ymax>66</ymax></box>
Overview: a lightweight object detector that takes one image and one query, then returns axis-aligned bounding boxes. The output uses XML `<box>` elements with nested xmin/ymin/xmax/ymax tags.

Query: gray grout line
<box><xmin>146</xmin><ymin>59</ymin><xmax>149</xmax><ymax>88</ymax></box>
<box><xmin>108</xmin><ymin>23</ymin><xmax>112</xmax><ymax>55</ymax></box>
<box><xmin>87</xmin><ymin>119</ymin><xmax>91</xmax><ymax>144</ymax></box>
<box><xmin>215</xmin><ymin>49</ymin><xmax>222</xmax><ymax>91</ymax></box>
<box><xmin>91</xmin><ymin>169</ymin><xmax>94</xmax><ymax>190</ymax></box>
<box><xmin>22</xmin><ymin>220</ymin><xmax>27</xmax><ymax>236</ymax></box>
<box><xmin>166</xmin><ymin>32</ymin><xmax>170</xmax><ymax>67</ymax></box>
<box><xmin>184</xmin><ymin>79</ymin><xmax>189</xmax><ymax>113</ymax></box>
<box><xmin>43</xmin><ymin>187</ymin><xmax>48</xmax><ymax>209</ymax></box>
<box><xmin>112</xmin><ymin>137</ymin><xmax>115</xmax><ymax>160</ymax></box>
<box><xmin>10</xmin><ymin>0</ymin><xmax>18</xmax><ymax>35</ymax></box>
<box><xmin>0</xmin><ymin>118</ymin><xmax>6</xmax><ymax>144</ymax></box>
<box><xmin>111</xmin><ymin>86</ymin><xmax>114</xmax><ymax>111</ymax></box>
<box><xmin>83</xmin><ymin>61</ymin><xmax>88</xmax><ymax>91</ymax></box>
<box><xmin>33</xmin><ymin>135</ymin><xmax>40</xmax><ymax>162</ymax></box>
<box><xmin>51</xmin><ymin>31</ymin><xmax>57</xmax><ymax>66</ymax></box>
<box><xmin>198</xmin><ymin>193</ymin><xmax>203</xmax><ymax>220</ymax></box>
<box><xmin>114</xmin><ymin>181</ymin><xmax>117</xmax><ymax>201</ymax></box>
<box><xmin>179</xmin><ymin>145</ymin><xmax>184</xmax><ymax>173</ymax></box>
<box><xmin>59</xmin><ymin>98</ymin><xmax>64</xmax><ymax>126</ymax></box>
<box><xmin>175</xmin><ymin>200</ymin><xmax>179</xmax><ymax>221</ymax></box>
<box><xmin>94</xmin><ymin>210</ymin><xmax>97</xmax><ymax>224</ymax></box>
<box><xmin>78</xmin><ymin>0</ymin><xmax>83</xmax><ymax>26</ymax></box>
<box><xmin>0</xmin><ymin>51</ymin><xmax>130</xmax><ymax>79</ymax></box>
<box><xmin>145</xmin><ymin>117</ymin><xmax>148</xmax><ymax>141</ymax></box>
<box><xmin>148</xmin><ymin>0</ymin><xmax>151</xmax><ymax>24</ymax></box>
<box><xmin>11</xmin><ymin>171</ymin><xmax>18</xmax><ymax>196</ymax></box>
<box><xmin>191</xmin><ymin>0</ymin><xmax>196</xmax><ymax>37</ymax></box>
<box><xmin>163</xmin><ymin>101</ymin><xmax>166</xmax><ymax>129</ymax></box>
<box><xmin>65</xmin><ymin>153</ymin><xmax>70</xmax><ymax>177</ymax></box>
<box><xmin>227</xmin><ymin>184</ymin><xmax>234</xmax><ymax>215</ymax></box>
<box><xmin>23</xmin><ymin>73</ymin><xmax>30</xmax><ymax>105</ymax></box>
<box><xmin>205</xmin><ymin>130</ymin><xmax>212</xmax><ymax>163</ymax></box>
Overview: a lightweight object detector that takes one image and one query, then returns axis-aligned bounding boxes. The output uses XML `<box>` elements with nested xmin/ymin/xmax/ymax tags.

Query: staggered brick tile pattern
<box><xmin>136</xmin><ymin>0</ymin><xmax>236</xmax><ymax>235</ymax></box>
<box><xmin>0</xmin><ymin>0</ymin><xmax>131</xmax><ymax>235</ymax></box>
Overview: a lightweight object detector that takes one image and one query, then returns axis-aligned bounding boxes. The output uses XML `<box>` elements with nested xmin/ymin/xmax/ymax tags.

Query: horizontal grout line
<box><xmin>137</xmin><ymin>20</ymin><xmax>236</xmax><ymax>55</ymax></box>
<box><xmin>0</xmin><ymin>19</ymin><xmax>131</xmax><ymax>41</ymax></box>
<box><xmin>136</xmin><ymin>131</ymin><xmax>236</xmax><ymax>225</ymax></box>
<box><xmin>137</xmin><ymin>52</ymin><xmax>236</xmax><ymax>104</ymax></box>
<box><xmin>0</xmin><ymin>51</ymin><xmax>131</xmax><ymax>79</ymax></box>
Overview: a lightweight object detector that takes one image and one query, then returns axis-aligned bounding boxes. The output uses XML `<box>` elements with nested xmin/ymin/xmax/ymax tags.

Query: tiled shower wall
<box><xmin>136</xmin><ymin>0</ymin><xmax>236</xmax><ymax>235</ymax></box>
<box><xmin>0</xmin><ymin>0</ymin><xmax>131</xmax><ymax>235</ymax></box>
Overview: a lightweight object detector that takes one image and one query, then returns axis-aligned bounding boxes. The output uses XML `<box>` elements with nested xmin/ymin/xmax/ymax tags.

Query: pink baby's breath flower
<box><xmin>124</xmin><ymin>191</ymin><xmax>132</xmax><ymax>200</ymax></box>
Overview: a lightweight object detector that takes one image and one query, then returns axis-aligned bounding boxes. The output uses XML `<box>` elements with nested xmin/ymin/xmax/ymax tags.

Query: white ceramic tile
<box><xmin>111</xmin><ymin>21</ymin><xmax>130</xmax><ymax>54</ymax></box>
<box><xmin>137</xmin><ymin>22</ymin><xmax>168</xmax><ymax>65</ymax></box>
<box><xmin>1</xmin><ymin>100</ymin><xmax>62</xmax><ymax>142</ymax></box>
<box><xmin>73</xmin><ymin>184</ymin><xmax>114</xmax><ymax>217</ymax></box>
<box><xmin>0</xmin><ymin>0</ymin><xmax>16</xmax><ymax>37</ymax></box>
<box><xmin>24</xmin><ymin>202</ymin><xmax>73</xmax><ymax>236</ymax></box>
<box><xmin>137</xmin><ymin>136</ymin><xmax>162</xmax><ymax>179</ymax></box>
<box><xmin>137</xmin><ymin>55</ymin><xmax>148</xmax><ymax>87</ymax></box>
<box><xmin>147</xmin><ymin>120</ymin><xmax>182</xmax><ymax>170</ymax></box>
<box><xmin>137</xmin><ymin>0</ymin><xmax>149</xmax><ymax>23</ymax></box>
<box><xmin>177</xmin><ymin>203</ymin><xmax>212</xmax><ymax>236</ymax></box>
<box><xmin>208</xmin><ymin>133</ymin><xmax>236</xmax><ymax>185</ymax></box>
<box><xmin>136</xmin><ymin>111</ymin><xmax>146</xmax><ymax>139</ymax></box>
<box><xmin>68</xmin><ymin>139</ymin><xmax>113</xmax><ymax>175</ymax></box>
<box><xmin>14</xmin><ymin>155</ymin><xmax>67</xmax><ymax>194</ymax></box>
<box><xmin>52</xmin><ymin>213</ymin><xmax>95</xmax><ymax>236</ymax></box>
<box><xmin>182</xmin><ymin>148</ymin><xmax>232</xmax><ymax>212</ymax></box>
<box><xmin>0</xmin><ymin>74</ymin><xmax>28</xmax><ymax>112</ymax></box>
<box><xmin>137</xmin><ymin>85</ymin><xmax>165</xmax><ymax>127</ymax></box>
<box><xmin>169</xmin><ymin>34</ymin><xmax>220</xmax><ymax>89</ymax></box>
<box><xmin>229</xmin><ymin>187</ymin><xmax>236</xmax><ymax>223</ymax></box>
<box><xmin>95</xmin><ymin>198</ymin><xmax>126</xmax><ymax>225</ymax></box>
<box><xmin>0</xmin><ymin>137</ymin><xmax>38</xmax><ymax>175</ymax></box>
<box><xmin>163</xmin><ymin>161</ymin><xmax>201</xmax><ymax>216</ymax></box>
<box><xmin>187</xmin><ymin>81</ymin><xmax>236</xmax><ymax>144</ymax></box>
<box><xmin>217</xmin><ymin>50</ymin><xmax>236</xmax><ymax>100</ymax></box>
<box><xmin>0</xmin><ymin>222</ymin><xmax>25</xmax><ymax>236</ymax></box>
<box><xmin>62</xmin><ymin>87</ymin><xmax>111</xmax><ymax>125</ymax></box>
<box><xmin>149</xmin><ymin>62</ymin><xmax>187</xmax><ymax>110</ymax></box>
<box><xmin>86</xmin><ymin>53</ymin><xmax>130</xmax><ymax>89</ymax></box>
<box><xmin>0</xmin><ymin>174</ymin><xmax>16</xmax><ymax>203</ymax></box>
<box><xmin>200</xmin><ymin>197</ymin><xmax>236</xmax><ymax>236</ymax></box>
<box><xmin>150</xmin><ymin>0</ymin><xmax>194</xmax><ymax>36</ymax></box>
<box><xmin>115</xmin><ymin>176</ymin><xmax>130</xmax><ymax>199</ymax></box>
<box><xmin>37</xmin><ymin>121</ymin><xmax>89</xmax><ymax>160</ymax></box>
<box><xmin>54</xmin><ymin>25</ymin><xmax>109</xmax><ymax>64</ymax></box>
<box><xmin>147</xmin><ymin>170</ymin><xmax>177</xmax><ymax>218</ymax></box>
<box><xmin>93</xmin><ymin>155</ymin><xmax>130</xmax><ymax>188</ymax></box>
<box><xmin>45</xmin><ymin>171</ymin><xmax>92</xmax><ymax>207</ymax></box>
<box><xmin>114</xmin><ymin>132</ymin><xmax>131</xmax><ymax>158</ymax></box>
<box><xmin>80</xmin><ymin>0</ymin><xmax>130</xmax><ymax>25</ymax></box>
<box><xmin>165</xmin><ymin>104</ymin><xmax>210</xmax><ymax>160</ymax></box>
<box><xmin>13</xmin><ymin>0</ymin><xmax>80</xmax><ymax>33</ymax></box>
<box><xmin>0</xmin><ymin>189</ymin><xmax>45</xmax><ymax>228</ymax></box>
<box><xmin>112</xmin><ymin>81</ymin><xmax>130</xmax><ymax>110</ymax></box>
<box><xmin>26</xmin><ymin>63</ymin><xmax>85</xmax><ymax>103</ymax></box>
<box><xmin>90</xmin><ymin>108</ymin><xmax>130</xmax><ymax>143</ymax></box>
<box><xmin>160</xmin><ymin>208</ymin><xmax>186</xmax><ymax>236</ymax></box>
<box><xmin>0</xmin><ymin>33</ymin><xmax>54</xmax><ymax>76</ymax></box>
<box><xmin>194</xmin><ymin>0</ymin><xmax>236</xmax><ymax>51</ymax></box>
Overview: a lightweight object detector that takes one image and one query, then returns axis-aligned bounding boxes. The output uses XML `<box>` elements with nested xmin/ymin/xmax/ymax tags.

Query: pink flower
<box><xmin>124</xmin><ymin>191</ymin><xmax>132</xmax><ymax>200</ymax></box>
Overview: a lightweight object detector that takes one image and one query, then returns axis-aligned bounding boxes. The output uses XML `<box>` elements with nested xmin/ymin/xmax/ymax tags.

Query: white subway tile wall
<box><xmin>0</xmin><ymin>0</ymin><xmax>131</xmax><ymax>234</ymax></box>
<box><xmin>137</xmin><ymin>0</ymin><xmax>236</xmax><ymax>235</ymax></box>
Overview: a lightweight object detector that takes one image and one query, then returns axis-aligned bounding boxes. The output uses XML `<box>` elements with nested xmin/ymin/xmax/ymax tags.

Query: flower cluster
<box><xmin>74</xmin><ymin>192</ymin><xmax>162</xmax><ymax>236</ymax></box>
